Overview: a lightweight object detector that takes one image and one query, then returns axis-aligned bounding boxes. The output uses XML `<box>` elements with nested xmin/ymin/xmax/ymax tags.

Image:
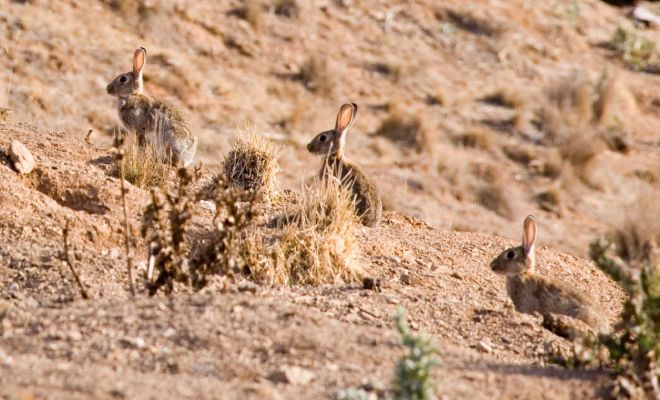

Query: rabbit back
<box><xmin>322</xmin><ymin>156</ymin><xmax>382</xmax><ymax>227</ymax></box>
<box><xmin>507</xmin><ymin>273</ymin><xmax>609</xmax><ymax>332</ymax></box>
<box><xmin>119</xmin><ymin>94</ymin><xmax>197</xmax><ymax>166</ymax></box>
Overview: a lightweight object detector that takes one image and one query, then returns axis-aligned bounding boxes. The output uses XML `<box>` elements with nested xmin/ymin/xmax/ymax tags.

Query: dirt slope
<box><xmin>0</xmin><ymin>123</ymin><xmax>625</xmax><ymax>399</ymax></box>
<box><xmin>0</xmin><ymin>0</ymin><xmax>658</xmax><ymax>399</ymax></box>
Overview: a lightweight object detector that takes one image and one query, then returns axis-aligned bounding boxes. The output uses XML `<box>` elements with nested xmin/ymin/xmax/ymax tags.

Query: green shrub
<box><xmin>393</xmin><ymin>310</ymin><xmax>438</xmax><ymax>400</ymax></box>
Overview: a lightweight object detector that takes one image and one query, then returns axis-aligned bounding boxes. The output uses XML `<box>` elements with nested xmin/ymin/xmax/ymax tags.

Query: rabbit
<box><xmin>306</xmin><ymin>103</ymin><xmax>382</xmax><ymax>227</ymax></box>
<box><xmin>490</xmin><ymin>215</ymin><xmax>610</xmax><ymax>334</ymax></box>
<box><xmin>106</xmin><ymin>47</ymin><xmax>197</xmax><ymax>166</ymax></box>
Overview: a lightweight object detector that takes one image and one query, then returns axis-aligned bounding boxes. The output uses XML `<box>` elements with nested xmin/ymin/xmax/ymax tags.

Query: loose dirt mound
<box><xmin>0</xmin><ymin>123</ymin><xmax>625</xmax><ymax>399</ymax></box>
<box><xmin>1</xmin><ymin>0</ymin><xmax>658</xmax><ymax>398</ymax></box>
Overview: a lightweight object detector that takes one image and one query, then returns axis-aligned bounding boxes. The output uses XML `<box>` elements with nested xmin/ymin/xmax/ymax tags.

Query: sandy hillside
<box><xmin>0</xmin><ymin>0</ymin><xmax>658</xmax><ymax>399</ymax></box>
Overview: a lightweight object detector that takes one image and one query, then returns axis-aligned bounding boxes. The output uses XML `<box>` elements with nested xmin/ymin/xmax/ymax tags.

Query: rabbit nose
<box><xmin>106</xmin><ymin>84</ymin><xmax>113</xmax><ymax>94</ymax></box>
<box><xmin>306</xmin><ymin>142</ymin><xmax>313</xmax><ymax>151</ymax></box>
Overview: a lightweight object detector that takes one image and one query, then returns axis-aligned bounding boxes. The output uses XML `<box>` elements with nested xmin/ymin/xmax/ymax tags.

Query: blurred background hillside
<box><xmin>1</xmin><ymin>0</ymin><xmax>658</xmax><ymax>255</ymax></box>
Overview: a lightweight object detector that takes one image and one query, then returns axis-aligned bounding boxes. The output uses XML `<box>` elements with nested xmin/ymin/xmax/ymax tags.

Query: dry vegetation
<box><xmin>2</xmin><ymin>0</ymin><xmax>660</xmax><ymax>398</ymax></box>
<box><xmin>247</xmin><ymin>178</ymin><xmax>363</xmax><ymax>285</ymax></box>
<box><xmin>114</xmin><ymin>131</ymin><xmax>170</xmax><ymax>188</ymax></box>
<box><xmin>222</xmin><ymin>127</ymin><xmax>281</xmax><ymax>201</ymax></box>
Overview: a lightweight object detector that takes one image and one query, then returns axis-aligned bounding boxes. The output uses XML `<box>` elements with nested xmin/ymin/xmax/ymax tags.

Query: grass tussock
<box><xmin>482</xmin><ymin>87</ymin><xmax>528</xmax><ymax>109</ymax></box>
<box><xmin>298</xmin><ymin>55</ymin><xmax>334</xmax><ymax>94</ymax></box>
<box><xmin>0</xmin><ymin>107</ymin><xmax>11</xmax><ymax>122</ymax></box>
<box><xmin>535</xmin><ymin>74</ymin><xmax>611</xmax><ymax>186</ymax></box>
<box><xmin>441</xmin><ymin>9</ymin><xmax>502</xmax><ymax>37</ymax></box>
<box><xmin>222</xmin><ymin>128</ymin><xmax>281</xmax><ymax>201</ymax></box>
<box><xmin>375</xmin><ymin>106</ymin><xmax>430</xmax><ymax>152</ymax></box>
<box><xmin>589</xmin><ymin>192</ymin><xmax>660</xmax><ymax>399</ymax></box>
<box><xmin>474</xmin><ymin>165</ymin><xmax>514</xmax><ymax>218</ymax></box>
<box><xmin>608</xmin><ymin>26</ymin><xmax>657</xmax><ymax>71</ymax></box>
<box><xmin>115</xmin><ymin>131</ymin><xmax>170</xmax><ymax>188</ymax></box>
<box><xmin>452</xmin><ymin>127</ymin><xmax>494</xmax><ymax>151</ymax></box>
<box><xmin>502</xmin><ymin>143</ymin><xmax>536</xmax><ymax>166</ymax></box>
<box><xmin>273</xmin><ymin>0</ymin><xmax>299</xmax><ymax>18</ymax></box>
<box><xmin>247</xmin><ymin>179</ymin><xmax>362</xmax><ymax>285</ymax></box>
<box><xmin>535</xmin><ymin>187</ymin><xmax>562</xmax><ymax>215</ymax></box>
<box><xmin>233</xmin><ymin>1</ymin><xmax>264</xmax><ymax>29</ymax></box>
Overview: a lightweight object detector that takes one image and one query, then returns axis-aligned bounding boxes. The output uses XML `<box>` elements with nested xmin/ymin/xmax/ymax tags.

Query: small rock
<box><xmin>476</xmin><ymin>340</ymin><xmax>493</xmax><ymax>354</ymax></box>
<box><xmin>9</xmin><ymin>140</ymin><xmax>35</xmax><ymax>174</ymax></box>
<box><xmin>67</xmin><ymin>329</ymin><xmax>83</xmax><ymax>341</ymax></box>
<box><xmin>268</xmin><ymin>365</ymin><xmax>315</xmax><ymax>385</ymax></box>
<box><xmin>400</xmin><ymin>273</ymin><xmax>411</xmax><ymax>285</ymax></box>
<box><xmin>237</xmin><ymin>280</ymin><xmax>258</xmax><ymax>293</ymax></box>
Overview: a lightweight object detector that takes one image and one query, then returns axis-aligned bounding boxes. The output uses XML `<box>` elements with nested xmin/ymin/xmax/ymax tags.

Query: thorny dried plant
<box><xmin>142</xmin><ymin>168</ymin><xmax>260</xmax><ymax>294</ymax></box>
<box><xmin>141</xmin><ymin>167</ymin><xmax>196</xmax><ymax>295</ymax></box>
<box><xmin>112</xmin><ymin>131</ymin><xmax>137</xmax><ymax>296</ymax></box>
<box><xmin>61</xmin><ymin>220</ymin><xmax>90</xmax><ymax>300</ymax></box>
<box><xmin>188</xmin><ymin>176</ymin><xmax>261</xmax><ymax>289</ymax></box>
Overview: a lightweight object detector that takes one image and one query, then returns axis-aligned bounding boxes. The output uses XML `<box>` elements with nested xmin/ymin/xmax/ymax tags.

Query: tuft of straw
<box><xmin>115</xmin><ymin>131</ymin><xmax>170</xmax><ymax>188</ymax></box>
<box><xmin>246</xmin><ymin>178</ymin><xmax>363</xmax><ymax>285</ymax></box>
<box><xmin>222</xmin><ymin>128</ymin><xmax>281</xmax><ymax>201</ymax></box>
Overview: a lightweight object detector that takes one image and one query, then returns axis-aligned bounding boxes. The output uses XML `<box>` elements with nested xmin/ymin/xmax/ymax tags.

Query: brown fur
<box><xmin>490</xmin><ymin>215</ymin><xmax>609</xmax><ymax>333</ymax></box>
<box><xmin>106</xmin><ymin>47</ymin><xmax>197</xmax><ymax>166</ymax></box>
<box><xmin>306</xmin><ymin>103</ymin><xmax>382</xmax><ymax>227</ymax></box>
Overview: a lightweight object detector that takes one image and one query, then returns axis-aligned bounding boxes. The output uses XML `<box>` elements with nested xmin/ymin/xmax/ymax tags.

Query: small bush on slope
<box><xmin>246</xmin><ymin>178</ymin><xmax>362</xmax><ymax>285</ymax></box>
<box><xmin>589</xmin><ymin>194</ymin><xmax>660</xmax><ymax>399</ymax></box>
<box><xmin>393</xmin><ymin>309</ymin><xmax>438</xmax><ymax>400</ymax></box>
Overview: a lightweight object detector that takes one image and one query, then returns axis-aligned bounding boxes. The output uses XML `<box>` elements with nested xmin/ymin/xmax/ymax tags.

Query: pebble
<box><xmin>268</xmin><ymin>365</ymin><xmax>315</xmax><ymax>385</ymax></box>
<box><xmin>476</xmin><ymin>339</ymin><xmax>493</xmax><ymax>354</ymax></box>
<box><xmin>9</xmin><ymin>140</ymin><xmax>35</xmax><ymax>174</ymax></box>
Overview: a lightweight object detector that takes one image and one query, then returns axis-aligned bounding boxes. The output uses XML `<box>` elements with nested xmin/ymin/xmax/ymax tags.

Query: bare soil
<box><xmin>0</xmin><ymin>0</ymin><xmax>658</xmax><ymax>399</ymax></box>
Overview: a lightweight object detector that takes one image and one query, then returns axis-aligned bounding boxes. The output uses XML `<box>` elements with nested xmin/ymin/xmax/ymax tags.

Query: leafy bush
<box><xmin>393</xmin><ymin>310</ymin><xmax>437</xmax><ymax>400</ymax></box>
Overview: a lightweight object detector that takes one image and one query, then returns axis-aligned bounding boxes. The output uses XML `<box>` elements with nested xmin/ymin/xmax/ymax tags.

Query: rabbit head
<box><xmin>106</xmin><ymin>47</ymin><xmax>147</xmax><ymax>98</ymax></box>
<box><xmin>306</xmin><ymin>103</ymin><xmax>357</xmax><ymax>159</ymax></box>
<box><xmin>491</xmin><ymin>215</ymin><xmax>537</xmax><ymax>276</ymax></box>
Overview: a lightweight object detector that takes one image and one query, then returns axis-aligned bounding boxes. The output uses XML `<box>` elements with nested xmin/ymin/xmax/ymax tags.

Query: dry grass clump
<box><xmin>0</xmin><ymin>107</ymin><xmax>11</xmax><ymax>122</ymax></box>
<box><xmin>298</xmin><ymin>55</ymin><xmax>333</xmax><ymax>94</ymax></box>
<box><xmin>482</xmin><ymin>87</ymin><xmax>528</xmax><ymax>109</ymax></box>
<box><xmin>502</xmin><ymin>143</ymin><xmax>536</xmax><ymax>166</ymax></box>
<box><xmin>535</xmin><ymin>187</ymin><xmax>562</xmax><ymax>215</ymax></box>
<box><xmin>611</xmin><ymin>191</ymin><xmax>660</xmax><ymax>266</ymax></box>
<box><xmin>530</xmin><ymin>149</ymin><xmax>564</xmax><ymax>179</ymax></box>
<box><xmin>375</xmin><ymin>107</ymin><xmax>430</xmax><ymax>152</ymax></box>
<box><xmin>607</xmin><ymin>26</ymin><xmax>657</xmax><ymax>71</ymax></box>
<box><xmin>474</xmin><ymin>174</ymin><xmax>514</xmax><ymax>218</ymax></box>
<box><xmin>273</xmin><ymin>0</ymin><xmax>299</xmax><ymax>18</ymax></box>
<box><xmin>114</xmin><ymin>131</ymin><xmax>170</xmax><ymax>188</ymax></box>
<box><xmin>222</xmin><ymin>128</ymin><xmax>281</xmax><ymax>201</ymax></box>
<box><xmin>247</xmin><ymin>179</ymin><xmax>363</xmax><ymax>285</ymax></box>
<box><xmin>451</xmin><ymin>127</ymin><xmax>494</xmax><ymax>151</ymax></box>
<box><xmin>440</xmin><ymin>9</ymin><xmax>502</xmax><ymax>37</ymax></box>
<box><xmin>232</xmin><ymin>1</ymin><xmax>264</xmax><ymax>29</ymax></box>
<box><xmin>534</xmin><ymin>74</ymin><xmax>612</xmax><ymax>185</ymax></box>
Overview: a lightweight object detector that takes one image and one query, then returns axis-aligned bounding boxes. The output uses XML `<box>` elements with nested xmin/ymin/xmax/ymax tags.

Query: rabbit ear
<box><xmin>133</xmin><ymin>47</ymin><xmax>147</xmax><ymax>78</ymax></box>
<box><xmin>335</xmin><ymin>103</ymin><xmax>357</xmax><ymax>135</ymax></box>
<box><xmin>522</xmin><ymin>215</ymin><xmax>537</xmax><ymax>256</ymax></box>
<box><xmin>334</xmin><ymin>103</ymin><xmax>357</xmax><ymax>153</ymax></box>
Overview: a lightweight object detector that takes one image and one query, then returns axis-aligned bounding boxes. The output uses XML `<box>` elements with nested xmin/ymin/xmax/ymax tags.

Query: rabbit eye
<box><xmin>119</xmin><ymin>75</ymin><xmax>129</xmax><ymax>83</ymax></box>
<box><xmin>506</xmin><ymin>251</ymin><xmax>515</xmax><ymax>259</ymax></box>
<box><xmin>319</xmin><ymin>134</ymin><xmax>327</xmax><ymax>142</ymax></box>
